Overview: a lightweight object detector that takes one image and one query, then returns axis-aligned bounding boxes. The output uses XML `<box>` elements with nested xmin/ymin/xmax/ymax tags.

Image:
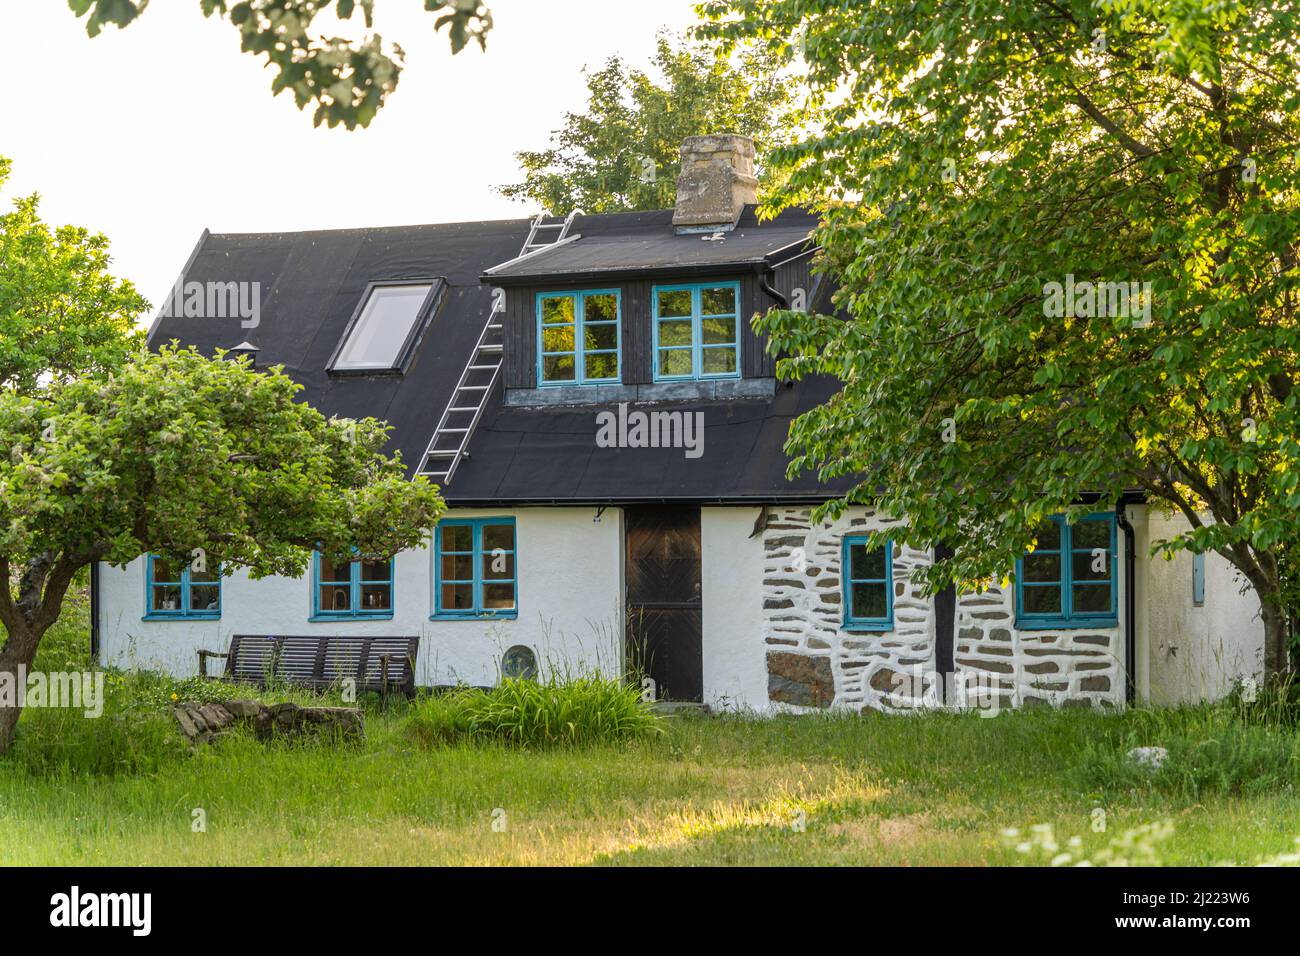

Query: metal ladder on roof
<box><xmin>415</xmin><ymin>210</ymin><xmax>582</xmax><ymax>485</ymax></box>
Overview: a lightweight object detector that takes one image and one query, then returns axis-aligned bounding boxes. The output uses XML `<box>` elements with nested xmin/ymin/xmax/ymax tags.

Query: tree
<box><xmin>0</xmin><ymin>157</ymin><xmax>146</xmax><ymax>392</ymax></box>
<box><xmin>498</xmin><ymin>32</ymin><xmax>805</xmax><ymax>215</ymax></box>
<box><xmin>67</xmin><ymin>0</ymin><xmax>493</xmax><ymax>129</ymax></box>
<box><xmin>700</xmin><ymin>1</ymin><xmax>1300</xmax><ymax>675</ymax></box>
<box><xmin>0</xmin><ymin>345</ymin><xmax>444</xmax><ymax>750</ymax></box>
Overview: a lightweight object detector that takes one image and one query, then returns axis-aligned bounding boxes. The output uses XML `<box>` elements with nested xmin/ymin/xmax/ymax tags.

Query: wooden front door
<box><xmin>625</xmin><ymin>507</ymin><xmax>703</xmax><ymax>702</ymax></box>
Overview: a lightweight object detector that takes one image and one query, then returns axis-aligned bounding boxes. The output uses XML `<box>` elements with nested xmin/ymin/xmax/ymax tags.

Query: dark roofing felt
<box><xmin>147</xmin><ymin>211</ymin><xmax>851</xmax><ymax>504</ymax></box>
<box><xmin>484</xmin><ymin>207</ymin><xmax>818</xmax><ymax>283</ymax></box>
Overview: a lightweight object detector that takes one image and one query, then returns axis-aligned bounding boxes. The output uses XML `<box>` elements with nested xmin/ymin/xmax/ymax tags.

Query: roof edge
<box><xmin>145</xmin><ymin>228</ymin><xmax>211</xmax><ymax>348</ymax></box>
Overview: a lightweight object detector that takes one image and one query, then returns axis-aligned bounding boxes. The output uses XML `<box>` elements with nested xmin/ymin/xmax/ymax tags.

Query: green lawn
<box><xmin>1</xmin><ymin>590</ymin><xmax>1296</xmax><ymax>866</ymax></box>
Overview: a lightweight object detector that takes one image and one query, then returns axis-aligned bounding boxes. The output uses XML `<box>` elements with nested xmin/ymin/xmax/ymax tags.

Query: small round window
<box><xmin>502</xmin><ymin>645</ymin><xmax>538</xmax><ymax>680</ymax></box>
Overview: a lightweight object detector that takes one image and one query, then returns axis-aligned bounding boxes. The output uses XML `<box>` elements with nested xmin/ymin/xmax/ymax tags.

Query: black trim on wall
<box><xmin>89</xmin><ymin>561</ymin><xmax>100</xmax><ymax>662</ymax></box>
<box><xmin>934</xmin><ymin>545</ymin><xmax>955</xmax><ymax>677</ymax></box>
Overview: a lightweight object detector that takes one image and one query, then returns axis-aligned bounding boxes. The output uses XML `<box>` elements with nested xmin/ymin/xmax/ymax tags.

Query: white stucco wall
<box><xmin>1144</xmin><ymin>511</ymin><xmax>1264</xmax><ymax>705</ymax></box>
<box><xmin>96</xmin><ymin>500</ymin><xmax>1266</xmax><ymax>712</ymax></box>
<box><xmin>700</xmin><ymin>506</ymin><xmax>768</xmax><ymax>711</ymax></box>
<box><xmin>97</xmin><ymin>508</ymin><xmax>624</xmax><ymax>688</ymax></box>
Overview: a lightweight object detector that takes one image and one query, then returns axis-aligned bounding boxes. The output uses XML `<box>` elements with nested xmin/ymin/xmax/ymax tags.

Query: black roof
<box><xmin>484</xmin><ymin>207</ymin><xmax>818</xmax><ymax>285</ymax></box>
<box><xmin>147</xmin><ymin>210</ymin><xmax>852</xmax><ymax>505</ymax></box>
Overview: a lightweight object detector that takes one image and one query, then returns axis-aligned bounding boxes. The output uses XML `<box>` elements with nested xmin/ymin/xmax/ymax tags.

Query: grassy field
<box><xmin>0</xmin><ymin>589</ymin><xmax>1297</xmax><ymax>866</ymax></box>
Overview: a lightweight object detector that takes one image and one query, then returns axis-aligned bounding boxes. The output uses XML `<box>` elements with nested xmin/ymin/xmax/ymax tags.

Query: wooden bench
<box><xmin>198</xmin><ymin>635</ymin><xmax>419</xmax><ymax>696</ymax></box>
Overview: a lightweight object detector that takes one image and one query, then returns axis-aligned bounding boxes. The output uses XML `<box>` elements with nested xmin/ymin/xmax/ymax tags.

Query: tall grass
<box><xmin>408</xmin><ymin>674</ymin><xmax>660</xmax><ymax>748</ymax></box>
<box><xmin>1074</xmin><ymin>701</ymin><xmax>1300</xmax><ymax>798</ymax></box>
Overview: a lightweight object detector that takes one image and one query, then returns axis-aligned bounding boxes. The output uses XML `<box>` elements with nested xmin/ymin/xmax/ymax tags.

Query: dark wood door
<box><xmin>625</xmin><ymin>507</ymin><xmax>703</xmax><ymax>702</ymax></box>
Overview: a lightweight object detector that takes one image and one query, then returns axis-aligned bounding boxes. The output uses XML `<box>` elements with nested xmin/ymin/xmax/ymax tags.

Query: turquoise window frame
<box><xmin>143</xmin><ymin>554</ymin><xmax>221</xmax><ymax>620</ymax></box>
<box><xmin>1192</xmin><ymin>552</ymin><xmax>1205</xmax><ymax>606</ymax></box>
<box><xmin>432</xmin><ymin>517</ymin><xmax>518</xmax><ymax>620</ymax></box>
<box><xmin>1015</xmin><ymin>514</ymin><xmax>1118</xmax><ymax>629</ymax></box>
<box><xmin>651</xmin><ymin>281</ymin><xmax>743</xmax><ymax>382</ymax></box>
<box><xmin>310</xmin><ymin>551</ymin><xmax>395</xmax><ymax>621</ymax></box>
<box><xmin>841</xmin><ymin>537</ymin><xmax>894</xmax><ymax>631</ymax></box>
<box><xmin>536</xmin><ymin>289</ymin><xmax>621</xmax><ymax>386</ymax></box>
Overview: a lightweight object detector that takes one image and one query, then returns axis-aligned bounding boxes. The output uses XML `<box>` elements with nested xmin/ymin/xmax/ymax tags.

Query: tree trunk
<box><xmin>0</xmin><ymin>639</ymin><xmax>38</xmax><ymax>754</ymax></box>
<box><xmin>1260</xmin><ymin>599</ymin><xmax>1290</xmax><ymax>681</ymax></box>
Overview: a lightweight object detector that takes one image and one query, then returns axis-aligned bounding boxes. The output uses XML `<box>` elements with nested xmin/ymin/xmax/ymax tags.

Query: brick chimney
<box><xmin>672</xmin><ymin>134</ymin><xmax>759</xmax><ymax>233</ymax></box>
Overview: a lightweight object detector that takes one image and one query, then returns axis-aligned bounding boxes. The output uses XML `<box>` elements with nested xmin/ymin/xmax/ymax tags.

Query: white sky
<box><xmin>0</xmin><ymin>0</ymin><xmax>705</xmax><ymax>314</ymax></box>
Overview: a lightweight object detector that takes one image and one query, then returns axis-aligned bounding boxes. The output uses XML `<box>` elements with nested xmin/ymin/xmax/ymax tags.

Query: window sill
<box><xmin>308</xmin><ymin>614</ymin><xmax>395</xmax><ymax>622</ymax></box>
<box><xmin>1016</xmin><ymin>617</ymin><xmax>1118</xmax><ymax>631</ymax></box>
<box><xmin>429</xmin><ymin>611</ymin><xmax>519</xmax><ymax>622</ymax></box>
<box><xmin>842</xmin><ymin>621</ymin><xmax>893</xmax><ymax>633</ymax></box>
<box><xmin>506</xmin><ymin>378</ymin><xmax>774</xmax><ymax>407</ymax></box>
<box><xmin>142</xmin><ymin>614</ymin><xmax>221</xmax><ymax>622</ymax></box>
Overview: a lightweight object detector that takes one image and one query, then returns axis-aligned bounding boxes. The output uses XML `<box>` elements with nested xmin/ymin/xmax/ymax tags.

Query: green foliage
<box><xmin>498</xmin><ymin>32</ymin><xmax>807</xmax><ymax>214</ymax></box>
<box><xmin>66</xmin><ymin>0</ymin><xmax>493</xmax><ymax>129</ymax></box>
<box><xmin>0</xmin><ymin>343</ymin><xmax>444</xmax><ymax>583</ymax></box>
<box><xmin>0</xmin><ymin>157</ymin><xmax>145</xmax><ymax>393</ymax></box>
<box><xmin>700</xmin><ymin>1</ymin><xmax>1300</xmax><ymax>670</ymax></box>
<box><xmin>407</xmin><ymin>675</ymin><xmax>661</xmax><ymax>748</ymax></box>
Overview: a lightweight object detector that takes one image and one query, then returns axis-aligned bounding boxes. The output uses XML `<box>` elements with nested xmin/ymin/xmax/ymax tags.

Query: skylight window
<box><xmin>330</xmin><ymin>281</ymin><xmax>440</xmax><ymax>372</ymax></box>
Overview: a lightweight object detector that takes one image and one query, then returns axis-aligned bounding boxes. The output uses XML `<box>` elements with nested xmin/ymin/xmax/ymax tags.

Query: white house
<box><xmin>94</xmin><ymin>135</ymin><xmax>1265</xmax><ymax>712</ymax></box>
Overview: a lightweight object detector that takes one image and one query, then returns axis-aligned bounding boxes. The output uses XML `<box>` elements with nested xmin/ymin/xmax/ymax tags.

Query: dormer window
<box><xmin>652</xmin><ymin>282</ymin><xmax>741</xmax><ymax>381</ymax></box>
<box><xmin>536</xmin><ymin>290</ymin><xmax>621</xmax><ymax>385</ymax></box>
<box><xmin>330</xmin><ymin>279</ymin><xmax>444</xmax><ymax>373</ymax></box>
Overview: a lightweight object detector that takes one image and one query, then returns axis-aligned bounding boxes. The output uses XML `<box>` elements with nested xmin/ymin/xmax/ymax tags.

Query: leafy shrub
<box><xmin>408</xmin><ymin>675</ymin><xmax>660</xmax><ymax>748</ymax></box>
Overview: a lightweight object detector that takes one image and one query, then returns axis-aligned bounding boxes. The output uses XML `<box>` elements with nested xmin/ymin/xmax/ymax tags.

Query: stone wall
<box><xmin>761</xmin><ymin>506</ymin><xmax>1125</xmax><ymax>713</ymax></box>
<box><xmin>954</xmin><ymin>583</ymin><xmax>1124</xmax><ymax>709</ymax></box>
<box><xmin>761</xmin><ymin>505</ymin><xmax>938</xmax><ymax>712</ymax></box>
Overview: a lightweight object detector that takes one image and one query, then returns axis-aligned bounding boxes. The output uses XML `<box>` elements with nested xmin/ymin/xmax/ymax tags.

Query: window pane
<box><xmin>319</xmin><ymin>555</ymin><xmax>351</xmax><ymax>583</ymax></box>
<box><xmin>484</xmin><ymin>583</ymin><xmax>516</xmax><ymax>611</ymax></box>
<box><xmin>320</xmin><ymin>584</ymin><xmax>351</xmax><ymax>612</ymax></box>
<box><xmin>542</xmin><ymin>326</ymin><xmax>575</xmax><ymax>352</ymax></box>
<box><xmin>151</xmin><ymin>559</ymin><xmax>180</xmax><ymax>584</ymax></box>
<box><xmin>442</xmin><ymin>552</ymin><xmax>473</xmax><ymax>581</ymax></box>
<box><xmin>1072</xmin><ymin>520</ymin><xmax>1110</xmax><ymax>550</ymax></box>
<box><xmin>540</xmin><ymin>295</ymin><xmax>575</xmax><ymax>325</ymax></box>
<box><xmin>659</xmin><ymin>349</ymin><xmax>693</xmax><ymax>376</ymax></box>
<box><xmin>702</xmin><ymin>315</ymin><xmax>736</xmax><ymax>345</ymax></box>
<box><xmin>851</xmin><ymin>582</ymin><xmax>887</xmax><ymax>620</ymax></box>
<box><xmin>1073</xmin><ymin>584</ymin><xmax>1112</xmax><ymax>613</ymax></box>
<box><xmin>849</xmin><ymin>544</ymin><xmax>886</xmax><ymax>580</ymax></box>
<box><xmin>584</xmin><ymin>323</ymin><xmax>617</xmax><ymax>352</ymax></box>
<box><xmin>702</xmin><ymin>346</ymin><xmax>737</xmax><ymax>375</ymax></box>
<box><xmin>701</xmin><ymin>286</ymin><xmax>736</xmax><ymax>315</ymax></box>
<box><xmin>483</xmin><ymin>551</ymin><xmax>515</xmax><ymax>581</ymax></box>
<box><xmin>542</xmin><ymin>354</ymin><xmax>576</xmax><ymax>382</ymax></box>
<box><xmin>442</xmin><ymin>525</ymin><xmax>472</xmax><ymax>552</ymax></box>
<box><xmin>1023</xmin><ymin>553</ymin><xmax>1061</xmax><ymax>583</ymax></box>
<box><xmin>359</xmin><ymin>584</ymin><xmax>391</xmax><ymax>611</ymax></box>
<box><xmin>190</xmin><ymin>565</ymin><xmax>219</xmax><ymax>584</ymax></box>
<box><xmin>657</xmin><ymin>289</ymin><xmax>692</xmax><ymax>318</ymax></box>
<box><xmin>585</xmin><ymin>353</ymin><xmax>618</xmax><ymax>380</ymax></box>
<box><xmin>1071</xmin><ymin>551</ymin><xmax>1111</xmax><ymax>583</ymax></box>
<box><xmin>1030</xmin><ymin>521</ymin><xmax>1061</xmax><ymax>551</ymax></box>
<box><xmin>1021</xmin><ymin>584</ymin><xmax>1062</xmax><ymax>615</ymax></box>
<box><xmin>189</xmin><ymin>585</ymin><xmax>220</xmax><ymax>612</ymax></box>
<box><xmin>658</xmin><ymin>319</ymin><xmax>692</xmax><ymax>347</ymax></box>
<box><xmin>441</xmin><ymin>583</ymin><xmax>473</xmax><ymax>611</ymax></box>
<box><xmin>334</xmin><ymin>284</ymin><xmax>431</xmax><ymax>370</ymax></box>
<box><xmin>483</xmin><ymin>523</ymin><xmax>515</xmax><ymax>552</ymax></box>
<box><xmin>151</xmin><ymin>585</ymin><xmax>182</xmax><ymax>612</ymax></box>
<box><xmin>360</xmin><ymin>559</ymin><xmax>390</xmax><ymax>582</ymax></box>
<box><xmin>584</xmin><ymin>293</ymin><xmax>617</xmax><ymax>323</ymax></box>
